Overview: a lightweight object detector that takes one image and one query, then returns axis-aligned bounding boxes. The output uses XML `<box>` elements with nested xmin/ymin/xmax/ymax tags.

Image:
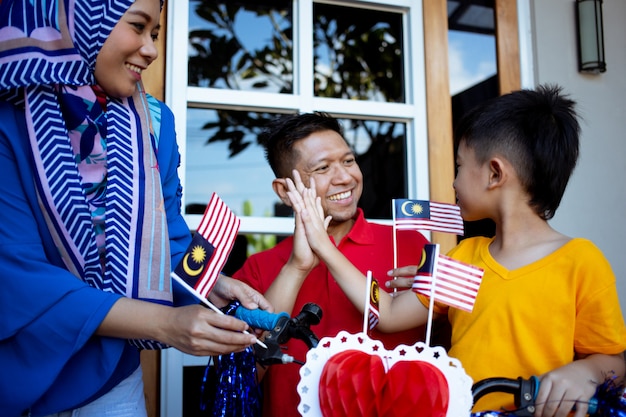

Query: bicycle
<box><xmin>223</xmin><ymin>304</ymin><xmax>626</xmax><ymax>417</ymax></box>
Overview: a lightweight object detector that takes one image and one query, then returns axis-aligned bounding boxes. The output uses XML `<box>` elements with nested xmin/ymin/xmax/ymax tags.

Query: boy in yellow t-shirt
<box><xmin>286</xmin><ymin>85</ymin><xmax>626</xmax><ymax>417</ymax></box>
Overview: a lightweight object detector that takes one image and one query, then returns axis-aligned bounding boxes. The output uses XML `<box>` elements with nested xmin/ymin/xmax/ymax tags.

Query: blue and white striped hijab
<box><xmin>0</xmin><ymin>0</ymin><xmax>171</xmax><ymax>349</ymax></box>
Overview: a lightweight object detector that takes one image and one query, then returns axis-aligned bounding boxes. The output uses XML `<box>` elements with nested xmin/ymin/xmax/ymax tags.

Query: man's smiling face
<box><xmin>291</xmin><ymin>129</ymin><xmax>363</xmax><ymax>224</ymax></box>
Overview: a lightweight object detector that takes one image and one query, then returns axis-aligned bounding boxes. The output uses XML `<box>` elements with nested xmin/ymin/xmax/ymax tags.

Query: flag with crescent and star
<box><xmin>412</xmin><ymin>244</ymin><xmax>484</xmax><ymax>312</ymax></box>
<box><xmin>172</xmin><ymin>193</ymin><xmax>240</xmax><ymax>303</ymax></box>
<box><xmin>368</xmin><ymin>275</ymin><xmax>380</xmax><ymax>330</ymax></box>
<box><xmin>393</xmin><ymin>199</ymin><xmax>464</xmax><ymax>235</ymax></box>
<box><xmin>411</xmin><ymin>243</ymin><xmax>440</xmax><ymax>295</ymax></box>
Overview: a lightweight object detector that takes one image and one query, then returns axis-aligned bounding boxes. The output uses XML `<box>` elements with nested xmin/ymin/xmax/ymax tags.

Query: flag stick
<box><xmin>363</xmin><ymin>271</ymin><xmax>373</xmax><ymax>334</ymax></box>
<box><xmin>424</xmin><ymin>244</ymin><xmax>440</xmax><ymax>346</ymax></box>
<box><xmin>425</xmin><ymin>289</ymin><xmax>436</xmax><ymax>347</ymax></box>
<box><xmin>174</xmin><ymin>273</ymin><xmax>267</xmax><ymax>349</ymax></box>
<box><xmin>391</xmin><ymin>199</ymin><xmax>399</xmax><ymax>293</ymax></box>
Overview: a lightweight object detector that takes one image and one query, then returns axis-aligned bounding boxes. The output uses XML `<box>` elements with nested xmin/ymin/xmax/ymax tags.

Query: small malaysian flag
<box><xmin>412</xmin><ymin>244</ymin><xmax>440</xmax><ymax>295</ymax></box>
<box><xmin>172</xmin><ymin>193</ymin><xmax>240</xmax><ymax>300</ymax></box>
<box><xmin>368</xmin><ymin>275</ymin><xmax>380</xmax><ymax>330</ymax></box>
<box><xmin>393</xmin><ymin>199</ymin><xmax>464</xmax><ymax>235</ymax></box>
<box><xmin>412</xmin><ymin>248</ymin><xmax>484</xmax><ymax>313</ymax></box>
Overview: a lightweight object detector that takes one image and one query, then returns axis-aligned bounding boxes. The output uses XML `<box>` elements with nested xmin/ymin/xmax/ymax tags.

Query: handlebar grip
<box><xmin>234</xmin><ymin>307</ymin><xmax>289</xmax><ymax>331</ymax></box>
<box><xmin>472</xmin><ymin>376</ymin><xmax>600</xmax><ymax>416</ymax></box>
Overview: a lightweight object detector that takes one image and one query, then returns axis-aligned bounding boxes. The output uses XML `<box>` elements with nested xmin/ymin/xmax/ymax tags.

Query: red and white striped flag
<box><xmin>368</xmin><ymin>276</ymin><xmax>380</xmax><ymax>330</ymax></box>
<box><xmin>172</xmin><ymin>193</ymin><xmax>240</xmax><ymax>299</ymax></box>
<box><xmin>363</xmin><ymin>271</ymin><xmax>380</xmax><ymax>333</ymax></box>
<box><xmin>412</xmin><ymin>244</ymin><xmax>440</xmax><ymax>294</ymax></box>
<box><xmin>413</xmin><ymin>248</ymin><xmax>484</xmax><ymax>312</ymax></box>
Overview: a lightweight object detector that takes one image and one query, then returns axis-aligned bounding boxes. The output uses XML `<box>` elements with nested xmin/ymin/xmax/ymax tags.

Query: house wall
<box><xmin>527</xmin><ymin>0</ymin><xmax>626</xmax><ymax>314</ymax></box>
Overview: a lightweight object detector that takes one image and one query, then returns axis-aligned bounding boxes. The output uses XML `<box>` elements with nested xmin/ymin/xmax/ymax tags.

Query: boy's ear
<box><xmin>272</xmin><ymin>178</ymin><xmax>293</xmax><ymax>207</ymax></box>
<box><xmin>487</xmin><ymin>157</ymin><xmax>507</xmax><ymax>189</ymax></box>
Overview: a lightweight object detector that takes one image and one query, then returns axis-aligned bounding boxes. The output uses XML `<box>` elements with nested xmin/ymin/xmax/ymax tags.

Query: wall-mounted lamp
<box><xmin>575</xmin><ymin>0</ymin><xmax>606</xmax><ymax>73</ymax></box>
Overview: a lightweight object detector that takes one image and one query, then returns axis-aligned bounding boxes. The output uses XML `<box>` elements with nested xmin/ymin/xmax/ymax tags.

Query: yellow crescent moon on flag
<box><xmin>182</xmin><ymin>253</ymin><xmax>204</xmax><ymax>277</ymax></box>
<box><xmin>370</xmin><ymin>279</ymin><xmax>379</xmax><ymax>303</ymax></box>
<box><xmin>417</xmin><ymin>248</ymin><xmax>427</xmax><ymax>269</ymax></box>
<box><xmin>401</xmin><ymin>200</ymin><xmax>413</xmax><ymax>216</ymax></box>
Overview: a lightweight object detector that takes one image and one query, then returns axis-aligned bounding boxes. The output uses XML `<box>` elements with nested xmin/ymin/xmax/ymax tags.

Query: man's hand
<box><xmin>288</xmin><ymin>195</ymin><xmax>320</xmax><ymax>272</ymax></box>
<box><xmin>285</xmin><ymin>170</ymin><xmax>331</xmax><ymax>255</ymax></box>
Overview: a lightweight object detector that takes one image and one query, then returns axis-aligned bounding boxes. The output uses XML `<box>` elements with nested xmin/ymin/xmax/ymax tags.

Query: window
<box><xmin>167</xmin><ymin>0</ymin><xmax>429</xmax><ymax>231</ymax></box>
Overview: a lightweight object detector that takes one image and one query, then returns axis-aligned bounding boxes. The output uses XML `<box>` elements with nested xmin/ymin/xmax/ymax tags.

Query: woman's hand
<box><xmin>160</xmin><ymin>303</ymin><xmax>260</xmax><ymax>356</ymax></box>
<box><xmin>208</xmin><ymin>275</ymin><xmax>274</xmax><ymax>337</ymax></box>
<box><xmin>97</xmin><ymin>297</ymin><xmax>263</xmax><ymax>357</ymax></box>
<box><xmin>209</xmin><ymin>274</ymin><xmax>273</xmax><ymax>312</ymax></box>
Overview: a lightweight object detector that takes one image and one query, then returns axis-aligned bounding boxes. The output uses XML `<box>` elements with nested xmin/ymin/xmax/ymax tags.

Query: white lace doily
<box><xmin>297</xmin><ymin>331</ymin><xmax>473</xmax><ymax>417</ymax></box>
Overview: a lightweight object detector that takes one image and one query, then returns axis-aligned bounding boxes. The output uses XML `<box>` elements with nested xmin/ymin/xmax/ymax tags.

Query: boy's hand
<box><xmin>534</xmin><ymin>362</ymin><xmax>597</xmax><ymax>417</ymax></box>
<box><xmin>386</xmin><ymin>265</ymin><xmax>418</xmax><ymax>291</ymax></box>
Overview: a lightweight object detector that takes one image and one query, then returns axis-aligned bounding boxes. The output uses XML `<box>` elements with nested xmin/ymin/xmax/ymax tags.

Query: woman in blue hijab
<box><xmin>0</xmin><ymin>0</ymin><xmax>270</xmax><ymax>415</ymax></box>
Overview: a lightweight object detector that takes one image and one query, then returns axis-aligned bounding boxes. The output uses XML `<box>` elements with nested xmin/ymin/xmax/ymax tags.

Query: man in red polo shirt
<box><xmin>233</xmin><ymin>112</ymin><xmax>430</xmax><ymax>417</ymax></box>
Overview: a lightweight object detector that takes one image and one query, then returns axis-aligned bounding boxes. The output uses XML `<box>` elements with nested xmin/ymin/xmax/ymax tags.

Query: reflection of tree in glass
<box><xmin>188</xmin><ymin>1</ymin><xmax>403</xmax><ymax>101</ymax></box>
<box><xmin>188</xmin><ymin>0</ymin><xmax>293</xmax><ymax>91</ymax></box>
<box><xmin>198</xmin><ymin>109</ymin><xmax>275</xmax><ymax>159</ymax></box>
<box><xmin>188</xmin><ymin>0</ymin><xmax>407</xmax><ymax>218</ymax></box>
<box><xmin>313</xmin><ymin>3</ymin><xmax>403</xmax><ymax>103</ymax></box>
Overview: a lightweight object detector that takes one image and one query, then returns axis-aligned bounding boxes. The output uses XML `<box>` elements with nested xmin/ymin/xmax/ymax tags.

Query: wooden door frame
<box><xmin>423</xmin><ymin>0</ymin><xmax>521</xmax><ymax>253</ymax></box>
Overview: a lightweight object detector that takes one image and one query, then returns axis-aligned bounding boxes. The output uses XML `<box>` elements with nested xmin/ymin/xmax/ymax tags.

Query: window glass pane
<box><xmin>447</xmin><ymin>0</ymin><xmax>497</xmax><ymax>238</ymax></box>
<box><xmin>186</xmin><ymin>108</ymin><xmax>284</xmax><ymax>261</ymax></box>
<box><xmin>448</xmin><ymin>30</ymin><xmax>497</xmax><ymax>98</ymax></box>
<box><xmin>185</xmin><ymin>108</ymin><xmax>279</xmax><ymax>217</ymax></box>
<box><xmin>186</xmin><ymin>108</ymin><xmax>407</xmax><ymax>222</ymax></box>
<box><xmin>188</xmin><ymin>0</ymin><xmax>293</xmax><ymax>93</ymax></box>
<box><xmin>341</xmin><ymin>119</ymin><xmax>407</xmax><ymax>219</ymax></box>
<box><xmin>448</xmin><ymin>0</ymin><xmax>498</xmax><ymax>120</ymax></box>
<box><xmin>313</xmin><ymin>3</ymin><xmax>405</xmax><ymax>103</ymax></box>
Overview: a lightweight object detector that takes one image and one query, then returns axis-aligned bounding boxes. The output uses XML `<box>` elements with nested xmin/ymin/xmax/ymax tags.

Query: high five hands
<box><xmin>285</xmin><ymin>170</ymin><xmax>332</xmax><ymax>253</ymax></box>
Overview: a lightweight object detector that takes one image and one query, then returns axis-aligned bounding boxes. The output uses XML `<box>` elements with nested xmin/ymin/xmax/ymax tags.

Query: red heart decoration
<box><xmin>319</xmin><ymin>350</ymin><xmax>449</xmax><ymax>417</ymax></box>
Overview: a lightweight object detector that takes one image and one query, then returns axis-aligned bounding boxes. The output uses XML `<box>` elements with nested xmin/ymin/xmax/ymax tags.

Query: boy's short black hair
<box><xmin>454</xmin><ymin>84</ymin><xmax>580</xmax><ymax>220</ymax></box>
<box><xmin>259</xmin><ymin>112</ymin><xmax>345</xmax><ymax>178</ymax></box>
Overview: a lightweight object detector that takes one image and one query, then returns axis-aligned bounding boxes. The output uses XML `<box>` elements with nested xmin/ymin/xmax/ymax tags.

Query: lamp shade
<box><xmin>575</xmin><ymin>0</ymin><xmax>606</xmax><ymax>73</ymax></box>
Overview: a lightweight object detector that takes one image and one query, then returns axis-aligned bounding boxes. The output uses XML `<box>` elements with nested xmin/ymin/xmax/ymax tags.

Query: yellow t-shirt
<box><xmin>426</xmin><ymin>237</ymin><xmax>626</xmax><ymax>412</ymax></box>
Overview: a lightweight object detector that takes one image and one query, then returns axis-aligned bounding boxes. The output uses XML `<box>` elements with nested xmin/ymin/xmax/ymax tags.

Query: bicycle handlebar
<box><xmin>472</xmin><ymin>376</ymin><xmax>539</xmax><ymax>416</ymax></box>
<box><xmin>232</xmin><ymin>302</ymin><xmax>323</xmax><ymax>366</ymax></box>
<box><xmin>472</xmin><ymin>376</ymin><xmax>599</xmax><ymax>416</ymax></box>
<box><xmin>234</xmin><ymin>306</ymin><xmax>290</xmax><ymax>331</ymax></box>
